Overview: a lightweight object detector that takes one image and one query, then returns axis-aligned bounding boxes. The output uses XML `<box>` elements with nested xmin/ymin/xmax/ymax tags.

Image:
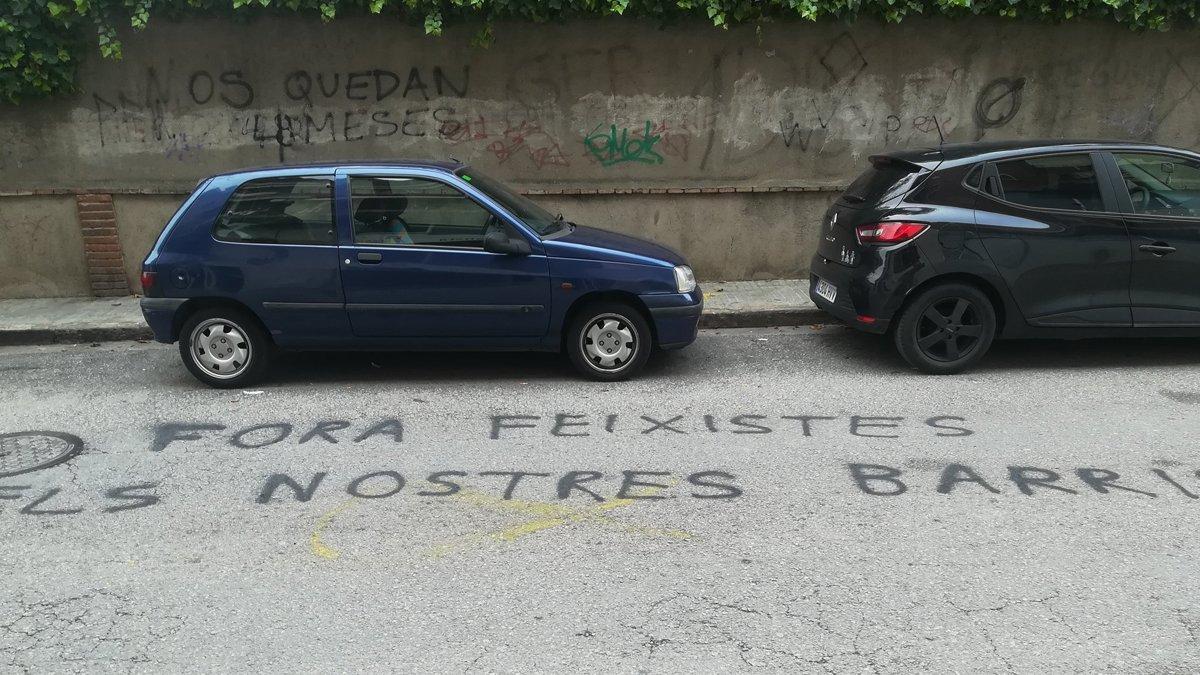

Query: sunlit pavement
<box><xmin>3</xmin><ymin>326</ymin><xmax>1200</xmax><ymax>671</ymax></box>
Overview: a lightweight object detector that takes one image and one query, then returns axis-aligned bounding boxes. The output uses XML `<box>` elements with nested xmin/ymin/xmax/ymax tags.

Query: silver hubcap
<box><xmin>189</xmin><ymin>318</ymin><xmax>251</xmax><ymax>379</ymax></box>
<box><xmin>581</xmin><ymin>314</ymin><xmax>637</xmax><ymax>372</ymax></box>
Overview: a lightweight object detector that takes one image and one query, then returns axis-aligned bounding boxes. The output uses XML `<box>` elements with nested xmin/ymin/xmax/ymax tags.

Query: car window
<box><xmin>964</xmin><ymin>165</ymin><xmax>982</xmax><ymax>190</ymax></box>
<box><xmin>350</xmin><ymin>176</ymin><xmax>499</xmax><ymax>248</ymax></box>
<box><xmin>214</xmin><ymin>176</ymin><xmax>335</xmax><ymax>245</ymax></box>
<box><xmin>994</xmin><ymin>154</ymin><xmax>1103</xmax><ymax>211</ymax></box>
<box><xmin>454</xmin><ymin>167</ymin><xmax>564</xmax><ymax>236</ymax></box>
<box><xmin>1114</xmin><ymin>153</ymin><xmax>1200</xmax><ymax>218</ymax></box>
<box><xmin>840</xmin><ymin>160</ymin><xmax>922</xmax><ymax>207</ymax></box>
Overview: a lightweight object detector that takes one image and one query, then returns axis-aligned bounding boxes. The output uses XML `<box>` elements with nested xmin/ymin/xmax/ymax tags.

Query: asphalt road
<box><xmin>3</xmin><ymin>326</ymin><xmax>1200</xmax><ymax>672</ymax></box>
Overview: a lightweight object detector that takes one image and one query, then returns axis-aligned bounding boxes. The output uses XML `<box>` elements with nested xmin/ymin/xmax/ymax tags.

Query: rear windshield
<box><xmin>840</xmin><ymin>160</ymin><xmax>922</xmax><ymax>207</ymax></box>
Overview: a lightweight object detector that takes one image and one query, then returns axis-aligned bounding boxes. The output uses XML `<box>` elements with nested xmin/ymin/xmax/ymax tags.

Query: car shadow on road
<box><xmin>268</xmin><ymin>350</ymin><xmax>574</xmax><ymax>385</ymax></box>
<box><xmin>264</xmin><ymin>342</ymin><xmax>699</xmax><ymax>386</ymax></box>
<box><xmin>817</xmin><ymin>326</ymin><xmax>1200</xmax><ymax>373</ymax></box>
<box><xmin>983</xmin><ymin>336</ymin><xmax>1200</xmax><ymax>371</ymax></box>
<box><xmin>257</xmin><ymin>329</ymin><xmax>1200</xmax><ymax>386</ymax></box>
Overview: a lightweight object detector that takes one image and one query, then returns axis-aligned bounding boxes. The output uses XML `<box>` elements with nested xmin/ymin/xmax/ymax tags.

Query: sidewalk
<box><xmin>700</xmin><ymin>279</ymin><xmax>821</xmax><ymax>329</ymax></box>
<box><xmin>0</xmin><ymin>279</ymin><xmax>821</xmax><ymax>346</ymax></box>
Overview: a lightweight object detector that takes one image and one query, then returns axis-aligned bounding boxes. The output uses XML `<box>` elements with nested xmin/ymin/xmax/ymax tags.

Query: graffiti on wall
<box><xmin>583</xmin><ymin>121</ymin><xmax>665</xmax><ymax>167</ymax></box>
<box><xmin>89</xmin><ymin>65</ymin><xmax>478</xmax><ymax>163</ymax></box>
<box><xmin>65</xmin><ymin>29</ymin><xmax>1054</xmax><ymax>181</ymax></box>
<box><xmin>438</xmin><ymin>114</ymin><xmax>570</xmax><ymax>169</ymax></box>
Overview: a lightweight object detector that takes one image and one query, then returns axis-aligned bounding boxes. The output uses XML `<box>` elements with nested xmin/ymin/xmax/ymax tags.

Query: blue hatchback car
<box><xmin>140</xmin><ymin>161</ymin><xmax>703</xmax><ymax>387</ymax></box>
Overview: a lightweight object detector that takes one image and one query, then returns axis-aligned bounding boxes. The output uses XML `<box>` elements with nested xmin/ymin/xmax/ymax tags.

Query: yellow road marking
<box><xmin>309</xmin><ymin>482</ymin><xmax>693</xmax><ymax>561</ymax></box>
<box><xmin>427</xmin><ymin>482</ymin><xmax>692</xmax><ymax>558</ymax></box>
<box><xmin>309</xmin><ymin>498</ymin><xmax>358</xmax><ymax>560</ymax></box>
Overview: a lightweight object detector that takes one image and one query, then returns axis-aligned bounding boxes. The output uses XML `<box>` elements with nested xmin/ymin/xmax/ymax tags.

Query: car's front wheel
<box><xmin>178</xmin><ymin>307</ymin><xmax>273</xmax><ymax>388</ymax></box>
<box><xmin>893</xmin><ymin>282</ymin><xmax>996</xmax><ymax>375</ymax></box>
<box><xmin>566</xmin><ymin>302</ymin><xmax>652</xmax><ymax>381</ymax></box>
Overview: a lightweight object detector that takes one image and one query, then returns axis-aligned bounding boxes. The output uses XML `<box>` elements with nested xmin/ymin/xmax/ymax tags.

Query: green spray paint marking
<box><xmin>583</xmin><ymin>121</ymin><xmax>665</xmax><ymax>168</ymax></box>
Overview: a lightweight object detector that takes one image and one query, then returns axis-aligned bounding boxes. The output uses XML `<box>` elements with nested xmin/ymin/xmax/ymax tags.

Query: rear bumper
<box><xmin>642</xmin><ymin>288</ymin><xmax>703</xmax><ymax>349</ymax></box>
<box><xmin>808</xmin><ymin>257</ymin><xmax>895</xmax><ymax>334</ymax></box>
<box><xmin>140</xmin><ymin>297</ymin><xmax>185</xmax><ymax>343</ymax></box>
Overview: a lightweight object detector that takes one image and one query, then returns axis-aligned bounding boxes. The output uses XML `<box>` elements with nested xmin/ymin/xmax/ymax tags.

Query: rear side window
<box><xmin>214</xmin><ymin>176</ymin><xmax>334</xmax><ymax>245</ymax></box>
<box><xmin>841</xmin><ymin>160</ymin><xmax>921</xmax><ymax>207</ymax></box>
<box><xmin>964</xmin><ymin>165</ymin><xmax>983</xmax><ymax>189</ymax></box>
<box><xmin>993</xmin><ymin>154</ymin><xmax>1103</xmax><ymax>211</ymax></box>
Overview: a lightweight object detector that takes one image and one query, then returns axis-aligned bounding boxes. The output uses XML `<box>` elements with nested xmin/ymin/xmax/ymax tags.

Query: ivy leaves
<box><xmin>2</xmin><ymin>0</ymin><xmax>1199</xmax><ymax>103</ymax></box>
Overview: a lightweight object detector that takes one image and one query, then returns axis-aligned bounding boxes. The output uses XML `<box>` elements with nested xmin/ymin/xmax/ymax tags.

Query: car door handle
<box><xmin>1139</xmin><ymin>243</ymin><xmax>1177</xmax><ymax>256</ymax></box>
<box><xmin>356</xmin><ymin>252</ymin><xmax>383</xmax><ymax>264</ymax></box>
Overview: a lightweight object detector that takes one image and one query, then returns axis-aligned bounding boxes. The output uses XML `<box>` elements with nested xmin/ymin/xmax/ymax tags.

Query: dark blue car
<box><xmin>140</xmin><ymin>161</ymin><xmax>702</xmax><ymax>387</ymax></box>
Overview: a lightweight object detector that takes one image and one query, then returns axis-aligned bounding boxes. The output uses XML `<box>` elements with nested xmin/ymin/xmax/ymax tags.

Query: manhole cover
<box><xmin>0</xmin><ymin>431</ymin><xmax>84</xmax><ymax>478</ymax></box>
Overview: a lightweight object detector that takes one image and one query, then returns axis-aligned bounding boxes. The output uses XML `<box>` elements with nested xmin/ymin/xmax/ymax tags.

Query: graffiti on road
<box><xmin>256</xmin><ymin>469</ymin><xmax>741</xmax><ymax>504</ymax></box>
<box><xmin>848</xmin><ymin>462</ymin><xmax>1200</xmax><ymax>499</ymax></box>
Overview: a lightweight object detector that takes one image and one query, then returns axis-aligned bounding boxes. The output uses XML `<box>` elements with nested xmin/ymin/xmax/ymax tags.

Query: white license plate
<box><xmin>814</xmin><ymin>278</ymin><xmax>837</xmax><ymax>303</ymax></box>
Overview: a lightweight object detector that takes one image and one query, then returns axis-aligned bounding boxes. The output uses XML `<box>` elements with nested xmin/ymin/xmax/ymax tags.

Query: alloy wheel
<box><xmin>914</xmin><ymin>297</ymin><xmax>984</xmax><ymax>363</ymax></box>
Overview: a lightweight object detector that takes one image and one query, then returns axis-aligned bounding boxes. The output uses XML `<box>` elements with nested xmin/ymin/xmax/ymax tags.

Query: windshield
<box><xmin>454</xmin><ymin>167</ymin><xmax>567</xmax><ymax>236</ymax></box>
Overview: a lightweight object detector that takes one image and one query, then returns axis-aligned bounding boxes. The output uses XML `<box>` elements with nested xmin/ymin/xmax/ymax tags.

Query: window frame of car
<box><xmin>210</xmin><ymin>172</ymin><xmax>338</xmax><ymax>248</ymax></box>
<box><xmin>1098</xmin><ymin>149</ymin><xmax>1200</xmax><ymax>222</ymax></box>
<box><xmin>335</xmin><ymin>166</ymin><xmax>540</xmax><ymax>254</ymax></box>
<box><xmin>960</xmin><ymin>150</ymin><xmax>1123</xmax><ymax>216</ymax></box>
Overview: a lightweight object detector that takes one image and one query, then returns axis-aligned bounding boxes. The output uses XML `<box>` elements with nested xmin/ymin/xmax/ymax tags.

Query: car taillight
<box><xmin>140</xmin><ymin>271</ymin><xmax>157</xmax><ymax>291</ymax></box>
<box><xmin>855</xmin><ymin>222</ymin><xmax>928</xmax><ymax>245</ymax></box>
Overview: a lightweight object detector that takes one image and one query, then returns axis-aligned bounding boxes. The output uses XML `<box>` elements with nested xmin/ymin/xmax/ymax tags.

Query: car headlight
<box><xmin>673</xmin><ymin>265</ymin><xmax>696</xmax><ymax>294</ymax></box>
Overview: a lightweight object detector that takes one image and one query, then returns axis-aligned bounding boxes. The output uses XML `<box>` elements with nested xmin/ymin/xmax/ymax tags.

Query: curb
<box><xmin>0</xmin><ymin>325</ymin><xmax>154</xmax><ymax>347</ymax></box>
<box><xmin>0</xmin><ymin>308</ymin><xmax>828</xmax><ymax>347</ymax></box>
<box><xmin>699</xmin><ymin>308</ymin><xmax>827</xmax><ymax>329</ymax></box>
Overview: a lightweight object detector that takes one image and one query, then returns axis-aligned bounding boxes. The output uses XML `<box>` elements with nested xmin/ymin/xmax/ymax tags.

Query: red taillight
<box><xmin>140</xmin><ymin>271</ymin><xmax>157</xmax><ymax>291</ymax></box>
<box><xmin>855</xmin><ymin>221</ymin><xmax>928</xmax><ymax>245</ymax></box>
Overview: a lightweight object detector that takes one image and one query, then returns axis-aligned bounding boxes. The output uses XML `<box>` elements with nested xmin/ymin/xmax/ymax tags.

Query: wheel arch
<box><xmin>171</xmin><ymin>297</ymin><xmax>275</xmax><ymax>345</ymax></box>
<box><xmin>559</xmin><ymin>290</ymin><xmax>657</xmax><ymax>352</ymax></box>
<box><xmin>894</xmin><ymin>272</ymin><xmax>1011</xmax><ymax>337</ymax></box>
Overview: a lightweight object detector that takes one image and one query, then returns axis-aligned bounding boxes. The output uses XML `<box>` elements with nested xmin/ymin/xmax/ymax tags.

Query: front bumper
<box><xmin>140</xmin><ymin>297</ymin><xmax>186</xmax><ymax>343</ymax></box>
<box><xmin>642</xmin><ymin>288</ymin><xmax>703</xmax><ymax>349</ymax></box>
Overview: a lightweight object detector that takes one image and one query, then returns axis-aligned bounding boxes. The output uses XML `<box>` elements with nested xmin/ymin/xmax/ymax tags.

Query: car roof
<box><xmin>877</xmin><ymin>140</ymin><xmax>1199</xmax><ymax>170</ymax></box>
<box><xmin>207</xmin><ymin>159</ymin><xmax>465</xmax><ymax>180</ymax></box>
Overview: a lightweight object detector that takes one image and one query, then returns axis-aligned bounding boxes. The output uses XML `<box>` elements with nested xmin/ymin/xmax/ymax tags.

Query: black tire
<box><xmin>893</xmin><ymin>282</ymin><xmax>996</xmax><ymax>375</ymax></box>
<box><xmin>177</xmin><ymin>307</ymin><xmax>274</xmax><ymax>388</ymax></box>
<box><xmin>566</xmin><ymin>302</ymin><xmax>652</xmax><ymax>381</ymax></box>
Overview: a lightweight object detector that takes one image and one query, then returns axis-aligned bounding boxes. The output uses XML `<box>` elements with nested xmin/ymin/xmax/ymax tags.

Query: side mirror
<box><xmin>483</xmin><ymin>230</ymin><xmax>532</xmax><ymax>256</ymax></box>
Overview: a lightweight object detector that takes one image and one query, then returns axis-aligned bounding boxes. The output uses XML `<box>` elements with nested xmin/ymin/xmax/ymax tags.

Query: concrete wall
<box><xmin>3</xmin><ymin>15</ymin><xmax>1200</xmax><ymax>295</ymax></box>
<box><xmin>112</xmin><ymin>194</ymin><xmax>186</xmax><ymax>294</ymax></box>
<box><xmin>536</xmin><ymin>191</ymin><xmax>834</xmax><ymax>281</ymax></box>
<box><xmin>0</xmin><ymin>196</ymin><xmax>91</xmax><ymax>298</ymax></box>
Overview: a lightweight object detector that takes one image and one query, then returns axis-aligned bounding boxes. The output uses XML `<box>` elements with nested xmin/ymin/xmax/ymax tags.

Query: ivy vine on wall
<box><xmin>2</xmin><ymin>0</ymin><xmax>1198</xmax><ymax>103</ymax></box>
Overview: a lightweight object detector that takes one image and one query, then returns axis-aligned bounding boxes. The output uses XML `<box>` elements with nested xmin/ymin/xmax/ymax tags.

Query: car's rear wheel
<box><xmin>178</xmin><ymin>307</ymin><xmax>273</xmax><ymax>388</ymax></box>
<box><xmin>893</xmin><ymin>282</ymin><xmax>996</xmax><ymax>375</ymax></box>
<box><xmin>567</xmin><ymin>302</ymin><xmax>652</xmax><ymax>381</ymax></box>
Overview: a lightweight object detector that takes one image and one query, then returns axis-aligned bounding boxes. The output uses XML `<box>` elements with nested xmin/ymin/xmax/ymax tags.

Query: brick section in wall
<box><xmin>75</xmin><ymin>193</ymin><xmax>131</xmax><ymax>297</ymax></box>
